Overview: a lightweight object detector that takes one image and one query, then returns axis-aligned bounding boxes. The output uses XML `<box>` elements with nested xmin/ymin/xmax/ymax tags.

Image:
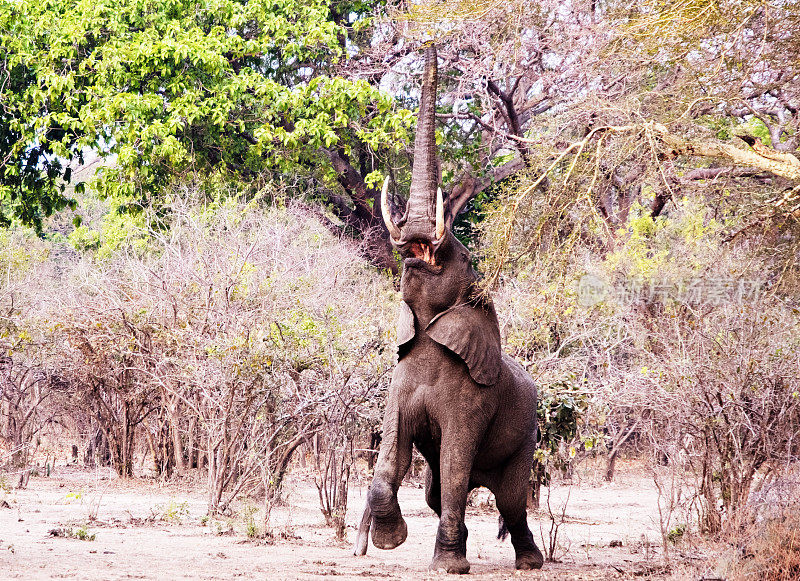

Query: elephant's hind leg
<box><xmin>424</xmin><ymin>464</ymin><xmax>442</xmax><ymax>516</ymax></box>
<box><xmin>494</xmin><ymin>447</ymin><xmax>544</xmax><ymax>570</ymax></box>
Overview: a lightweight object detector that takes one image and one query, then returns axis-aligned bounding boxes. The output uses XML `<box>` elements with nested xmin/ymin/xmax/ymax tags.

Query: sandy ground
<box><xmin>0</xmin><ymin>462</ymin><xmax>717</xmax><ymax>580</ymax></box>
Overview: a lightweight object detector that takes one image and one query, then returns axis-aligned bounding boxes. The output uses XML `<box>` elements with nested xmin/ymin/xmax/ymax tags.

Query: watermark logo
<box><xmin>577</xmin><ymin>274</ymin><xmax>610</xmax><ymax>306</ymax></box>
<box><xmin>577</xmin><ymin>274</ymin><xmax>762</xmax><ymax>307</ymax></box>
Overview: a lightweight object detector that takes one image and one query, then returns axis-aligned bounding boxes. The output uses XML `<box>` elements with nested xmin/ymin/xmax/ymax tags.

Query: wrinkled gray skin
<box><xmin>352</xmin><ymin>45</ymin><xmax>543</xmax><ymax>575</ymax></box>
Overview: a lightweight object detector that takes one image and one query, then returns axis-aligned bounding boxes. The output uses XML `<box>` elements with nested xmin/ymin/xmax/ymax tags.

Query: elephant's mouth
<box><xmin>403</xmin><ymin>240</ymin><xmax>442</xmax><ymax>273</ymax></box>
<box><xmin>408</xmin><ymin>241</ymin><xmax>437</xmax><ymax>266</ymax></box>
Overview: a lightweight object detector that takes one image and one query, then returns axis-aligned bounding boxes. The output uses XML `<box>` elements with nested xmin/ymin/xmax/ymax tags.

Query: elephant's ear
<box><xmin>426</xmin><ymin>304</ymin><xmax>501</xmax><ymax>386</ymax></box>
<box><xmin>396</xmin><ymin>300</ymin><xmax>416</xmax><ymax>360</ymax></box>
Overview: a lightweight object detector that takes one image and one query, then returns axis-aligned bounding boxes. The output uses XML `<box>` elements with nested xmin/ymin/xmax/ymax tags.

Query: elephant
<box><xmin>352</xmin><ymin>44</ymin><xmax>544</xmax><ymax>575</ymax></box>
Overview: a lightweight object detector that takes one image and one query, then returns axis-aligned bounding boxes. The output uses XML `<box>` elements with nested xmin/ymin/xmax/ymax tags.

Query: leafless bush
<box><xmin>310</xmin><ymin>339</ymin><xmax>388</xmax><ymax>538</ymax></box>
<box><xmin>0</xmin><ymin>234</ymin><xmax>72</xmax><ymax>485</ymax></box>
<box><xmin>1</xmin><ymin>195</ymin><xmax>396</xmax><ymax>520</ymax></box>
<box><xmin>538</xmin><ymin>484</ymin><xmax>572</xmax><ymax>563</ymax></box>
<box><xmin>716</xmin><ymin>473</ymin><xmax>800</xmax><ymax>580</ymax></box>
<box><xmin>60</xmin><ymin>313</ymin><xmax>158</xmax><ymax>478</ymax></box>
<box><xmin>639</xmin><ymin>301</ymin><xmax>800</xmax><ymax>534</ymax></box>
<box><xmin>0</xmin><ymin>354</ymin><xmax>68</xmax><ymax>485</ymax></box>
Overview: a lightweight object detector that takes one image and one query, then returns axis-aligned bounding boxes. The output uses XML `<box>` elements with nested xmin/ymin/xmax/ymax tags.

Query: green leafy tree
<box><xmin>0</xmin><ymin>0</ymin><xmax>413</xmax><ymax>269</ymax></box>
<box><xmin>0</xmin><ymin>23</ymin><xmax>79</xmax><ymax>231</ymax></box>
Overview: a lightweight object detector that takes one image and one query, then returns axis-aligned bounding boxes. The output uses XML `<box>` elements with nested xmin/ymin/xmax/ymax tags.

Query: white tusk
<box><xmin>435</xmin><ymin>187</ymin><xmax>445</xmax><ymax>240</ymax></box>
<box><xmin>381</xmin><ymin>176</ymin><xmax>401</xmax><ymax>240</ymax></box>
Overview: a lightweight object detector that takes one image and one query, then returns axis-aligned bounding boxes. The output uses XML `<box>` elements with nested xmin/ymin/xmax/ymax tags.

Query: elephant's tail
<box><xmin>497</xmin><ymin>515</ymin><xmax>509</xmax><ymax>540</ymax></box>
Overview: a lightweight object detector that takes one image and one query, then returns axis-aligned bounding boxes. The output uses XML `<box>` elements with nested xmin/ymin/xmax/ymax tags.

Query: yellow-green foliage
<box><xmin>67</xmin><ymin>209</ymin><xmax>152</xmax><ymax>258</ymax></box>
<box><xmin>158</xmin><ymin>500</ymin><xmax>190</xmax><ymax>524</ymax></box>
<box><xmin>98</xmin><ymin>211</ymin><xmax>152</xmax><ymax>259</ymax></box>
<box><xmin>605</xmin><ymin>198</ymin><xmax>723</xmax><ymax>289</ymax></box>
<box><xmin>67</xmin><ymin>225</ymin><xmax>101</xmax><ymax>252</ymax></box>
<box><xmin>0</xmin><ymin>228</ymin><xmax>50</xmax><ymax>283</ymax></box>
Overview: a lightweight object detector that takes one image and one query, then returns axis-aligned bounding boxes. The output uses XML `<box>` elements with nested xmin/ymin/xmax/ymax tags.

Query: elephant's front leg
<box><xmin>368</xmin><ymin>390</ymin><xmax>413</xmax><ymax>550</ymax></box>
<box><xmin>430</xmin><ymin>433</ymin><xmax>476</xmax><ymax>574</ymax></box>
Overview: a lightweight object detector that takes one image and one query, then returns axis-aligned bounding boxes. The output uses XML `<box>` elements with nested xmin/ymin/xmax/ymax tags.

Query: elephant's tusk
<box><xmin>435</xmin><ymin>187</ymin><xmax>445</xmax><ymax>240</ymax></box>
<box><xmin>381</xmin><ymin>176</ymin><xmax>401</xmax><ymax>240</ymax></box>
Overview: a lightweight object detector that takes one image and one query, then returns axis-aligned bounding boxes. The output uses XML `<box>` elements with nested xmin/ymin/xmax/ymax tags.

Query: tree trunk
<box><xmin>85</xmin><ymin>424</ymin><xmax>110</xmax><ymax>467</ymax></box>
<box><xmin>171</xmin><ymin>420</ymin><xmax>186</xmax><ymax>475</ymax></box>
<box><xmin>366</xmin><ymin>431</ymin><xmax>381</xmax><ymax>471</ymax></box>
<box><xmin>529</xmin><ymin>461</ymin><xmax>545</xmax><ymax>510</ymax></box>
<box><xmin>605</xmin><ymin>450</ymin><xmax>618</xmax><ymax>482</ymax></box>
<box><xmin>143</xmin><ymin>425</ymin><xmax>158</xmax><ymax>474</ymax></box>
<box><xmin>604</xmin><ymin>419</ymin><xmax>641</xmax><ymax>482</ymax></box>
<box><xmin>187</xmin><ymin>414</ymin><xmax>198</xmax><ymax>468</ymax></box>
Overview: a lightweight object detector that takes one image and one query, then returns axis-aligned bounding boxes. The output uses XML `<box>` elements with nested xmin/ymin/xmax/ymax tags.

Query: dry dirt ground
<box><xmin>0</xmin><ymin>462</ymin><xmax>720</xmax><ymax>580</ymax></box>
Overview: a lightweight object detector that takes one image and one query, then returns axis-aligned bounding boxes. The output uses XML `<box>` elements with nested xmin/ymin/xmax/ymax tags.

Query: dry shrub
<box><xmin>0</xmin><ymin>229</ymin><xmax>73</xmax><ymax>484</ymax></box>
<box><xmin>485</xmin><ymin>166</ymin><xmax>800</xmax><ymax>542</ymax></box>
<box><xmin>719</xmin><ymin>474</ymin><xmax>800</xmax><ymax>580</ymax></box>
<box><xmin>1</xmin><ymin>195</ymin><xmax>397</xmax><ymax>525</ymax></box>
<box><xmin>742</xmin><ymin>516</ymin><xmax>800</xmax><ymax>581</ymax></box>
<box><xmin>635</xmin><ymin>296</ymin><xmax>800</xmax><ymax>534</ymax></box>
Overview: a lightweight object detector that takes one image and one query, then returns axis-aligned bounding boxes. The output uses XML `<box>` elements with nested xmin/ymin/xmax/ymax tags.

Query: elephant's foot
<box><xmin>430</xmin><ymin>553</ymin><xmax>470</xmax><ymax>574</ymax></box>
<box><xmin>371</xmin><ymin>515</ymin><xmax>407</xmax><ymax>550</ymax></box>
<box><xmin>368</xmin><ymin>479</ymin><xmax>408</xmax><ymax>550</ymax></box>
<box><xmin>515</xmin><ymin>547</ymin><xmax>544</xmax><ymax>570</ymax></box>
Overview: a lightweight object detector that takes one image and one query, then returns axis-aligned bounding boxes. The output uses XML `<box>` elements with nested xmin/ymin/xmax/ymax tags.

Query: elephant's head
<box><xmin>381</xmin><ymin>44</ymin><xmax>476</xmax><ymax>314</ymax></box>
<box><xmin>382</xmin><ymin>44</ymin><xmax>502</xmax><ymax>386</ymax></box>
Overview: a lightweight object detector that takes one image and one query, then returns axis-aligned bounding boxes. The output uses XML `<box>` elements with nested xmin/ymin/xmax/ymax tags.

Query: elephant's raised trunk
<box><xmin>404</xmin><ymin>44</ymin><xmax>439</xmax><ymax>229</ymax></box>
<box><xmin>381</xmin><ymin>44</ymin><xmax>444</xmax><ymax>248</ymax></box>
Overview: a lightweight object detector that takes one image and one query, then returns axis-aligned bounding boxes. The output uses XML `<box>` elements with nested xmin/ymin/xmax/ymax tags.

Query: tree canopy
<box><xmin>1</xmin><ymin>0</ymin><xmax>414</xmax><ymax>267</ymax></box>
